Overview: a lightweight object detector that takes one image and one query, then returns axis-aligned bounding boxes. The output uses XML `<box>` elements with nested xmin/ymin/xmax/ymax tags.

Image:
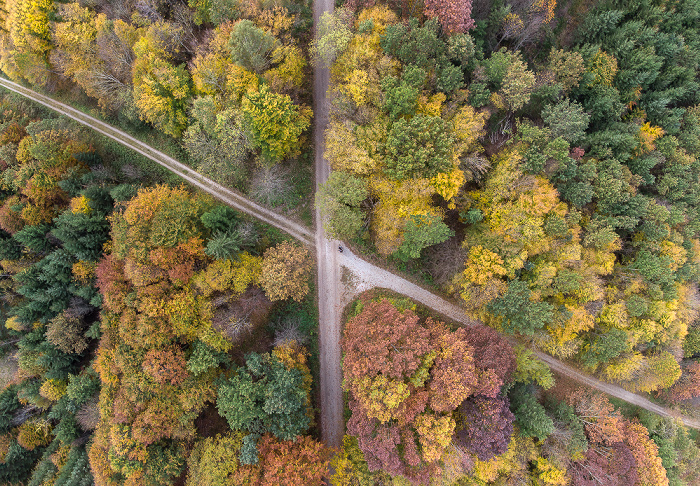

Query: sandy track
<box><xmin>4</xmin><ymin>72</ymin><xmax>698</xmax><ymax>439</ymax></box>
<box><xmin>338</xmin><ymin>248</ymin><xmax>700</xmax><ymax>430</ymax></box>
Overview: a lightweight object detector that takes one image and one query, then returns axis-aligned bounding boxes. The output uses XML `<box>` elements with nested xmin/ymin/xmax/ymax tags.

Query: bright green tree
<box><xmin>228</xmin><ymin>20</ymin><xmax>279</xmax><ymax>74</ymax></box>
<box><xmin>384</xmin><ymin>115</ymin><xmax>454</xmax><ymax>180</ymax></box>
<box><xmin>242</xmin><ymin>86</ymin><xmax>311</xmax><ymax>165</ymax></box>
<box><xmin>394</xmin><ymin>214</ymin><xmax>453</xmax><ymax>261</ymax></box>
<box><xmin>487</xmin><ymin>280</ymin><xmax>555</xmax><ymax>335</ymax></box>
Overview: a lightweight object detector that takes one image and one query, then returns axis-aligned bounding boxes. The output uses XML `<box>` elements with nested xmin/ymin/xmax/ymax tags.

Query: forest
<box><xmin>316</xmin><ymin>0</ymin><xmax>700</xmax><ymax>415</ymax></box>
<box><xmin>313</xmin><ymin>0</ymin><xmax>700</xmax><ymax>483</ymax></box>
<box><xmin>0</xmin><ymin>93</ymin><xmax>322</xmax><ymax>484</ymax></box>
<box><xmin>0</xmin><ymin>0</ymin><xmax>315</xmax><ymax>213</ymax></box>
<box><xmin>333</xmin><ymin>292</ymin><xmax>700</xmax><ymax>485</ymax></box>
<box><xmin>0</xmin><ymin>0</ymin><xmax>697</xmax><ymax>484</ymax></box>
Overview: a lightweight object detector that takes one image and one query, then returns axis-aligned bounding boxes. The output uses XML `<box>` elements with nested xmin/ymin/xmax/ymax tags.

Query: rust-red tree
<box><xmin>423</xmin><ymin>0</ymin><xmax>476</xmax><ymax>34</ymax></box>
<box><xmin>342</xmin><ymin>299</ymin><xmax>432</xmax><ymax>381</ymax></box>
<box><xmin>660</xmin><ymin>360</ymin><xmax>700</xmax><ymax>403</ymax></box>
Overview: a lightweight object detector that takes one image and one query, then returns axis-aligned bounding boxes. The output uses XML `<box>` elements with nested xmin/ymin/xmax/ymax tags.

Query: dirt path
<box><xmin>4</xmin><ymin>74</ymin><xmax>699</xmax><ymax>436</ymax></box>
<box><xmin>0</xmin><ymin>78</ymin><xmax>314</xmax><ymax>247</ymax></box>
<box><xmin>312</xmin><ymin>0</ymin><xmax>344</xmax><ymax>450</ymax></box>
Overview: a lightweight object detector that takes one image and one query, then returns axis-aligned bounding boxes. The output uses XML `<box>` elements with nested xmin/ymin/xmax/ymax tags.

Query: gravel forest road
<box><xmin>3</xmin><ymin>70</ymin><xmax>700</xmax><ymax>446</ymax></box>
<box><xmin>312</xmin><ymin>0</ymin><xmax>344</xmax><ymax>450</ymax></box>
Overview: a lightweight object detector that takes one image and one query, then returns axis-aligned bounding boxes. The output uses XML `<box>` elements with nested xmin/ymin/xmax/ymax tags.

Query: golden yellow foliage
<box><xmin>351</xmin><ymin>375</ymin><xmax>410</xmax><ymax>423</ymax></box>
<box><xmin>70</xmin><ymin>195</ymin><xmax>92</xmax><ymax>215</ymax></box>
<box><xmin>39</xmin><ymin>378</ymin><xmax>67</xmax><ymax>401</ymax></box>
<box><xmin>356</xmin><ymin>5</ymin><xmax>397</xmax><ymax>34</ymax></box>
<box><xmin>636</xmin><ymin>122</ymin><xmax>664</xmax><ymax>155</ymax></box>
<box><xmin>72</xmin><ymin>260</ymin><xmax>97</xmax><ymax>285</ymax></box>
<box><xmin>430</xmin><ymin>165</ymin><xmax>466</xmax><ymax>207</ymax></box>
<box><xmin>191</xmin><ymin>51</ymin><xmax>231</xmax><ymax>97</ymax></box>
<box><xmin>601</xmin><ymin>353</ymin><xmax>645</xmax><ymax>382</ymax></box>
<box><xmin>587</xmin><ymin>49</ymin><xmax>618</xmax><ymax>87</ymax></box>
<box><xmin>413</xmin><ymin>413</ymin><xmax>455</xmax><ymax>463</ymax></box>
<box><xmin>369</xmin><ymin>176</ymin><xmax>438</xmax><ymax>256</ymax></box>
<box><xmin>533</xmin><ymin>457</ymin><xmax>568</xmax><ymax>486</ymax></box>
<box><xmin>417</xmin><ymin>92</ymin><xmax>446</xmax><ymax>117</ymax></box>
<box><xmin>582</xmin><ymin>247</ymin><xmax>616</xmax><ymax>275</ymax></box>
<box><xmin>192</xmin><ymin>252</ymin><xmax>263</xmax><ymax>298</ymax></box>
<box><xmin>471</xmin><ymin>433</ymin><xmax>537</xmax><ymax>482</ymax></box>
<box><xmin>597</xmin><ymin>302</ymin><xmax>629</xmax><ymax>329</ymax></box>
<box><xmin>264</xmin><ymin>45</ymin><xmax>306</xmax><ymax>93</ymax></box>
<box><xmin>452</xmin><ymin>104</ymin><xmax>487</xmax><ymax>157</ymax></box>
<box><xmin>660</xmin><ymin>240</ymin><xmax>687</xmax><ymax>271</ymax></box>
<box><xmin>463</xmin><ymin>246</ymin><xmax>508</xmax><ymax>286</ymax></box>
<box><xmin>341</xmin><ymin>69</ymin><xmax>371</xmax><ymax>106</ymax></box>
<box><xmin>324</xmin><ymin>120</ymin><xmax>378</xmax><ymax>175</ymax></box>
<box><xmin>5</xmin><ymin>315</ymin><xmax>27</xmax><ymax>332</ymax></box>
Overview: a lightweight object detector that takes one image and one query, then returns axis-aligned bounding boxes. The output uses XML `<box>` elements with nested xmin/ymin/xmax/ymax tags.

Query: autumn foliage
<box><xmin>260</xmin><ymin>241</ymin><xmax>312</xmax><ymax>302</ymax></box>
<box><xmin>342</xmin><ymin>296</ymin><xmax>515</xmax><ymax>483</ymax></box>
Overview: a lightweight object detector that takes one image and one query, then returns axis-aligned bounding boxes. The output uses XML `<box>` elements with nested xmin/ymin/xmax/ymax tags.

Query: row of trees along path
<box><xmin>1</xmin><ymin>74</ymin><xmax>699</xmax><ymax>443</ymax></box>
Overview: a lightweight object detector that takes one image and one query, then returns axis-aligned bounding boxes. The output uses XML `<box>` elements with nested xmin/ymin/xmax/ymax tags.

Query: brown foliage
<box><xmin>424</xmin><ymin>0</ymin><xmax>476</xmax><ymax>34</ymax></box>
<box><xmin>96</xmin><ymin>254</ymin><xmax>131</xmax><ymax>314</ymax></box>
<box><xmin>0</xmin><ymin>195</ymin><xmax>26</xmax><ymax>234</ymax></box>
<box><xmin>623</xmin><ymin>419</ymin><xmax>669</xmax><ymax>486</ymax></box>
<box><xmin>142</xmin><ymin>346</ymin><xmax>189</xmax><ymax>386</ymax></box>
<box><xmin>463</xmin><ymin>325</ymin><xmax>516</xmax><ymax>383</ymax></box>
<box><xmin>131</xmin><ymin>400</ymin><xmax>182</xmax><ymax>445</ymax></box>
<box><xmin>260</xmin><ymin>241</ymin><xmax>313</xmax><ymax>302</ymax></box>
<box><xmin>253</xmin><ymin>434</ymin><xmax>331</xmax><ymax>486</ymax></box>
<box><xmin>427</xmin><ymin>320</ymin><xmax>477</xmax><ymax>412</ymax></box>
<box><xmin>45</xmin><ymin>308</ymin><xmax>88</xmax><ymax>354</ymax></box>
<box><xmin>660</xmin><ymin>360</ymin><xmax>700</xmax><ymax>403</ymax></box>
<box><xmin>561</xmin><ymin>386</ymin><xmax>624</xmax><ymax>446</ymax></box>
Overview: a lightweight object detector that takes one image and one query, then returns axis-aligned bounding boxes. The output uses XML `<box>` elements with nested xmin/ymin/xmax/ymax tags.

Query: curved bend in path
<box><xmin>0</xmin><ymin>78</ymin><xmax>314</xmax><ymax>247</ymax></box>
<box><xmin>3</xmin><ymin>72</ymin><xmax>699</xmax><ymax>437</ymax></box>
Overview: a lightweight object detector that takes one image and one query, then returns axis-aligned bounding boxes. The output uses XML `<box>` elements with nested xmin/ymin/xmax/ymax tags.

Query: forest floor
<box><xmin>2</xmin><ymin>71</ymin><xmax>700</xmax><ymax>443</ymax></box>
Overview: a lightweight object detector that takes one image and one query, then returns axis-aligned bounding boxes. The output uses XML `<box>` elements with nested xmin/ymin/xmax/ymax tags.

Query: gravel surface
<box><xmin>312</xmin><ymin>0</ymin><xmax>344</xmax><ymax>450</ymax></box>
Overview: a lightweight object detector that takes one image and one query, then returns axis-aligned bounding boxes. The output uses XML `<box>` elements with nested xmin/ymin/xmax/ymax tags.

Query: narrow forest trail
<box><xmin>2</xmin><ymin>75</ymin><xmax>699</xmax><ymax>440</ymax></box>
<box><xmin>0</xmin><ymin>77</ymin><xmax>315</xmax><ymax>246</ymax></box>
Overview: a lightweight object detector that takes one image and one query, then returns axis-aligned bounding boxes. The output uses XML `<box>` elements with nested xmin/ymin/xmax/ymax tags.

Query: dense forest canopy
<box><xmin>316</xmin><ymin>0</ymin><xmax>700</xmax><ymax>401</ymax></box>
<box><xmin>0</xmin><ymin>90</ymin><xmax>321</xmax><ymax>484</ymax></box>
<box><xmin>0</xmin><ymin>0</ymin><xmax>698</xmax><ymax>484</ymax></box>
<box><xmin>316</xmin><ymin>0</ymin><xmax>700</xmax><ymax>483</ymax></box>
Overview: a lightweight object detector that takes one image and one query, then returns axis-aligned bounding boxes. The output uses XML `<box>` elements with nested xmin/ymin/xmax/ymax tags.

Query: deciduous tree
<box><xmin>455</xmin><ymin>395</ymin><xmax>514</xmax><ymax>460</ymax></box>
<box><xmin>423</xmin><ymin>0</ymin><xmax>476</xmax><ymax>34</ymax></box>
<box><xmin>242</xmin><ymin>85</ymin><xmax>312</xmax><ymax>165</ymax></box>
<box><xmin>259</xmin><ymin>242</ymin><xmax>312</xmax><ymax>302</ymax></box>
<box><xmin>384</xmin><ymin>115</ymin><xmax>454</xmax><ymax>180</ymax></box>
<box><xmin>228</xmin><ymin>20</ymin><xmax>279</xmax><ymax>74</ymax></box>
<box><xmin>342</xmin><ymin>299</ymin><xmax>431</xmax><ymax>382</ymax></box>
